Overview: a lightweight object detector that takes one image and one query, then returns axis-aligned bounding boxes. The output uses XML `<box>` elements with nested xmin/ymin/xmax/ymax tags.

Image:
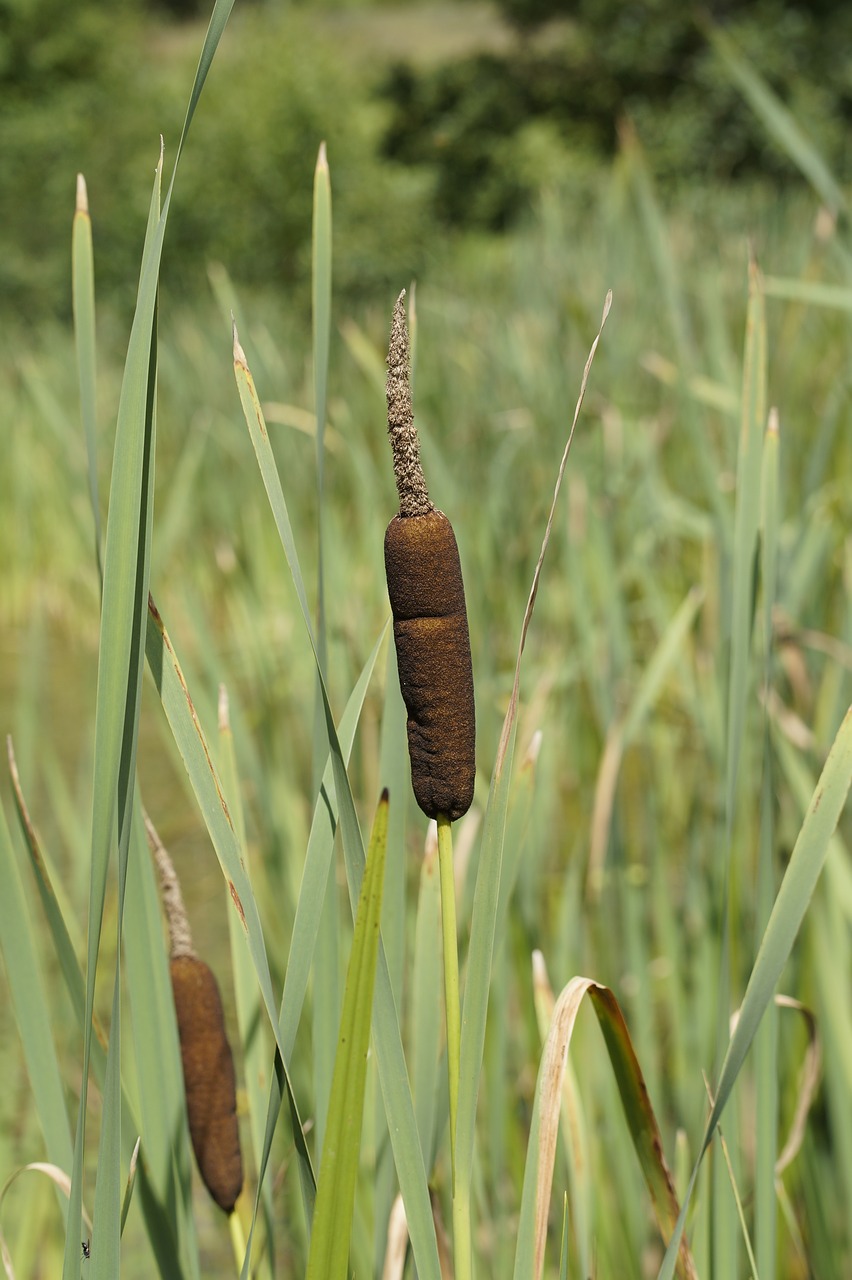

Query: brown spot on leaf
<box><xmin>229</xmin><ymin>881</ymin><xmax>246</xmax><ymax>931</ymax></box>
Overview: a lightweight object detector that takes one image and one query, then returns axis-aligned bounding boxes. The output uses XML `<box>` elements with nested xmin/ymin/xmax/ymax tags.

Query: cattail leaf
<box><xmin>754</xmin><ymin>412</ymin><xmax>780</xmax><ymax>1276</ymax></box>
<box><xmin>587</xmin><ymin>585</ymin><xmax>704</xmax><ymax>897</ymax></box>
<box><xmin>233</xmin><ymin>334</ymin><xmax>441</xmax><ymax>1280</ymax></box>
<box><xmin>8</xmin><ymin>747</ymin><xmax>191</xmax><ymax>1279</ymax></box>
<box><xmin>240</xmin><ymin>630</ymin><xmax>385</xmax><ymax>1279</ymax></box>
<box><xmin>310</xmin><ymin>140</ymin><xmax>336</xmax><ymax>1159</ymax></box>
<box><xmin>312</xmin><ymin>141</ymin><xmax>332</xmax><ymax>528</ymax></box>
<box><xmin>217</xmin><ymin>688</ymin><xmax>275</xmax><ymax>1274</ymax></box>
<box><xmin>531</xmin><ymin>949</ymin><xmax>591</xmax><ymax>1280</ymax></box>
<box><xmin>72</xmin><ymin>173</ymin><xmax>102</xmax><ymax>589</ymax></box>
<box><xmin>558</xmin><ymin>1194</ymin><xmax>570</xmax><ymax>1280</ymax></box>
<box><xmin>712</xmin><ymin>254</ymin><xmax>766</xmax><ymax>1275</ymax></box>
<box><xmin>516</xmin><ymin>956</ymin><xmax>696</xmax><ymax>1280</ymax></box>
<box><xmin>411</xmin><ymin>824</ymin><xmax>442</xmax><ymax>1174</ymax></box>
<box><xmin>279</xmin><ymin>628</ymin><xmax>387</xmax><ymax>1058</ymax></box>
<box><xmin>307</xmin><ymin>793</ymin><xmax>389</xmax><ymax>1280</ymax></box>
<box><xmin>125</xmin><ymin>805</ymin><xmax>200</xmax><ymax>1278</ymax></box>
<box><xmin>373</xmin><ymin>639</ymin><xmax>409</xmax><ymax>1271</ymax></box>
<box><xmin>91</xmin><ymin>978</ymin><xmax>123</xmax><ymax>1280</ymax></box>
<box><xmin>63</xmin><ymin>5</ymin><xmax>237</xmax><ymax>1269</ymax></box>
<box><xmin>762</xmin><ymin>275</ymin><xmax>852</xmax><ymax>312</ymax></box>
<box><xmin>658</xmin><ymin>704</ymin><xmax>852</xmax><ymax>1280</ymax></box>
<box><xmin>726</xmin><ymin>256</ymin><xmax>766</xmax><ymax>825</ymax></box>
<box><xmin>120</xmin><ymin>1139</ymin><xmax>141</xmax><ymax>1236</ymax></box>
<box><xmin>63</xmin><ymin>144</ymin><xmax>163</xmax><ymax>1280</ymax></box>
<box><xmin>0</xmin><ymin>801</ymin><xmax>73</xmax><ymax>1192</ymax></box>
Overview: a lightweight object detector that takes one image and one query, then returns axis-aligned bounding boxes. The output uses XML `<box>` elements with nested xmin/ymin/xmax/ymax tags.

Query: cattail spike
<box><xmin>387</xmin><ymin>290</ymin><xmax>432</xmax><ymax>518</ymax></box>
<box><xmin>384</xmin><ymin>292</ymin><xmax>475</xmax><ymax>822</ymax></box>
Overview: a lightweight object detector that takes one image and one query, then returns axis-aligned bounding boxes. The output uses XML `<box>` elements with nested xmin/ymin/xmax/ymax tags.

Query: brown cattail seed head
<box><xmin>170</xmin><ymin>955</ymin><xmax>243</xmax><ymax>1214</ymax></box>
<box><xmin>384</xmin><ymin>293</ymin><xmax>475</xmax><ymax>821</ymax></box>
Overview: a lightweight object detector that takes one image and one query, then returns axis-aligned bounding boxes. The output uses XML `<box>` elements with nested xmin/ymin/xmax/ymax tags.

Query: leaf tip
<box><xmin>75</xmin><ymin>173</ymin><xmax>88</xmax><ymax>215</ymax></box>
<box><xmin>232</xmin><ymin>317</ymin><xmax>247</xmax><ymax>368</ymax></box>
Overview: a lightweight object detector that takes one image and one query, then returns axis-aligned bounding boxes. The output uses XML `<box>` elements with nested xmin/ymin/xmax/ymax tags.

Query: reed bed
<box><xmin>1</xmin><ymin>7</ymin><xmax>851</xmax><ymax>1278</ymax></box>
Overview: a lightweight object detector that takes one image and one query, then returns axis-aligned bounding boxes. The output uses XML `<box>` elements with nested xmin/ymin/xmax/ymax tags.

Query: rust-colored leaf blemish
<box><xmin>228</xmin><ymin>881</ymin><xmax>246</xmax><ymax>931</ymax></box>
<box><xmin>148</xmin><ymin>592</ymin><xmax>164</xmax><ymax>630</ymax></box>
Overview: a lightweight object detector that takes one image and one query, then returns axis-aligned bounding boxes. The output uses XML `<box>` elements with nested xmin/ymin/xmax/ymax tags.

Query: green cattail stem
<box><xmin>437</xmin><ymin>812</ymin><xmax>461</xmax><ymax>1189</ymax></box>
<box><xmin>437</xmin><ymin>813</ymin><xmax>472</xmax><ymax>1280</ymax></box>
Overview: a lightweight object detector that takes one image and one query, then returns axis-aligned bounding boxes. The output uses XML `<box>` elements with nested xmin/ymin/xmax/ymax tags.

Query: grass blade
<box><xmin>307</xmin><ymin>793</ymin><xmax>389</xmax><ymax>1280</ymax></box>
<box><xmin>217</xmin><ymin>688</ymin><xmax>275</xmax><ymax>1277</ymax></box>
<box><xmin>0</xmin><ymin>800</ymin><xmax>73</xmax><ymax>1188</ymax></box>
<box><xmin>71</xmin><ymin>173</ymin><xmax>102</xmax><ymax>588</ymax></box>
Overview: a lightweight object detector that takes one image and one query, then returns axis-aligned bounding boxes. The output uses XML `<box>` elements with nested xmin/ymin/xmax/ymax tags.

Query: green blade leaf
<box><xmin>307</xmin><ymin>793</ymin><xmax>389</xmax><ymax>1280</ymax></box>
<box><xmin>72</xmin><ymin>173</ymin><xmax>102</xmax><ymax>588</ymax></box>
<box><xmin>0</xmin><ymin>800</ymin><xmax>73</xmax><ymax>1189</ymax></box>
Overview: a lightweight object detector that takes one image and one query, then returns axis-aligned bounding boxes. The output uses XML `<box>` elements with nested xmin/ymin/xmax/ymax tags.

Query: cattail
<box><xmin>145</xmin><ymin>813</ymin><xmax>243</xmax><ymax>1215</ymax></box>
<box><xmin>384</xmin><ymin>291</ymin><xmax>475</xmax><ymax>821</ymax></box>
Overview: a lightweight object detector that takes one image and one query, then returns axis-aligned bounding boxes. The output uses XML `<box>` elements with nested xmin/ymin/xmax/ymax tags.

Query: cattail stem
<box><xmin>437</xmin><ymin>814</ymin><xmax>460</xmax><ymax>1186</ymax></box>
<box><xmin>437</xmin><ymin>812</ymin><xmax>471</xmax><ymax>1278</ymax></box>
<box><xmin>143</xmin><ymin>809</ymin><xmax>195</xmax><ymax>958</ymax></box>
<box><xmin>229</xmin><ymin>1203</ymin><xmax>246</xmax><ymax>1273</ymax></box>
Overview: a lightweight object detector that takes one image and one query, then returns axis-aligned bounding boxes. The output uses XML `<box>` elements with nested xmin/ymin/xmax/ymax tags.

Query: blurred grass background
<box><xmin>2</xmin><ymin>0</ymin><xmax>852</xmax><ymax>1275</ymax></box>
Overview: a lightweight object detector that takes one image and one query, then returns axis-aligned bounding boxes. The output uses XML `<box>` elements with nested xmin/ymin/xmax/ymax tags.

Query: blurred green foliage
<box><xmin>382</xmin><ymin>0</ymin><xmax>852</xmax><ymax>230</ymax></box>
<box><xmin>0</xmin><ymin>1</ymin><xmax>432</xmax><ymax>322</ymax></box>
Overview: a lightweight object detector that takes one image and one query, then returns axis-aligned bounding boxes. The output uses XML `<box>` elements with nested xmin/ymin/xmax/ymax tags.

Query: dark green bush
<box><xmin>0</xmin><ymin>4</ymin><xmax>432</xmax><ymax>323</ymax></box>
<box><xmin>381</xmin><ymin>0</ymin><xmax>852</xmax><ymax>231</ymax></box>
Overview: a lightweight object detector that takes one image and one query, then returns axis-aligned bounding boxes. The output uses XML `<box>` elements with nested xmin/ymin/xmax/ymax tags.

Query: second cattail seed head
<box><xmin>383</xmin><ymin>291</ymin><xmax>475</xmax><ymax>822</ymax></box>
